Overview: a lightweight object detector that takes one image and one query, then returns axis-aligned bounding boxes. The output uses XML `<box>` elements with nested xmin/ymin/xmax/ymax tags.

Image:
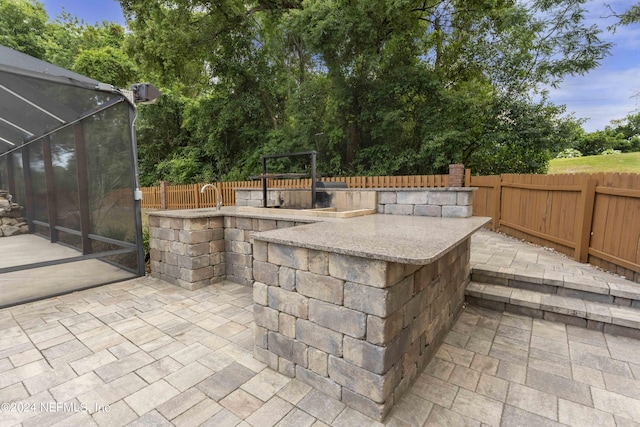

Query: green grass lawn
<box><xmin>548</xmin><ymin>152</ymin><xmax>640</xmax><ymax>175</ymax></box>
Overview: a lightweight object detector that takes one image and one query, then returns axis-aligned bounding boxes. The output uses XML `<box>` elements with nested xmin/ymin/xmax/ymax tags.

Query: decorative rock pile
<box><xmin>0</xmin><ymin>190</ymin><xmax>28</xmax><ymax>237</ymax></box>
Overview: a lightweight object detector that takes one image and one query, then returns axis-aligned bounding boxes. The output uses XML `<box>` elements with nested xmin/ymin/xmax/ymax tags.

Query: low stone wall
<box><xmin>236</xmin><ymin>190</ymin><xmax>265</xmax><ymax>207</ymax></box>
<box><xmin>223</xmin><ymin>216</ymin><xmax>308</xmax><ymax>287</ymax></box>
<box><xmin>236</xmin><ymin>188</ymin><xmax>474</xmax><ymax>218</ymax></box>
<box><xmin>377</xmin><ymin>188</ymin><xmax>473</xmax><ymax>218</ymax></box>
<box><xmin>235</xmin><ymin>189</ymin><xmax>377</xmax><ymax>210</ymax></box>
<box><xmin>149</xmin><ymin>213</ymin><xmax>310</xmax><ymax>289</ymax></box>
<box><xmin>252</xmin><ymin>238</ymin><xmax>471</xmax><ymax>421</ymax></box>
<box><xmin>149</xmin><ymin>216</ymin><xmax>225</xmax><ymax>290</ymax></box>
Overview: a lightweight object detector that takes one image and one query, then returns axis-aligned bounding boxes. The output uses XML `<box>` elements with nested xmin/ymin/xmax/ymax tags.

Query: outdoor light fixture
<box><xmin>130</xmin><ymin>83</ymin><xmax>161</xmax><ymax>104</ymax></box>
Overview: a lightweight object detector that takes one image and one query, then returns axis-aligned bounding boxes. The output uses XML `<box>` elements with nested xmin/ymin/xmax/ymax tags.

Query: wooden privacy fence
<box><xmin>140</xmin><ymin>171</ymin><xmax>640</xmax><ymax>282</ymax></box>
<box><xmin>468</xmin><ymin>172</ymin><xmax>640</xmax><ymax>282</ymax></box>
<box><xmin>140</xmin><ymin>174</ymin><xmax>450</xmax><ymax>210</ymax></box>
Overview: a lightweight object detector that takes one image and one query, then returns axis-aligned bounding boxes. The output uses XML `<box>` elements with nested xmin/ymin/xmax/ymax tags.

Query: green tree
<box><xmin>0</xmin><ymin>0</ymin><xmax>49</xmax><ymax>59</ymax></box>
<box><xmin>573</xmin><ymin>129</ymin><xmax>626</xmax><ymax>155</ymax></box>
<box><xmin>570</xmin><ymin>111</ymin><xmax>640</xmax><ymax>157</ymax></box>
<box><xmin>135</xmin><ymin>90</ymin><xmax>198</xmax><ymax>186</ymax></box>
<box><xmin>608</xmin><ymin>2</ymin><xmax>640</xmax><ymax>27</ymax></box>
<box><xmin>44</xmin><ymin>13</ymin><xmax>136</xmax><ymax>86</ymax></box>
<box><xmin>43</xmin><ymin>12</ymin><xmax>85</xmax><ymax>69</ymax></box>
<box><xmin>607</xmin><ymin>111</ymin><xmax>640</xmax><ymax>152</ymax></box>
<box><xmin>72</xmin><ymin>46</ymin><xmax>136</xmax><ymax>87</ymax></box>
<box><xmin>118</xmin><ymin>0</ymin><xmax>611</xmax><ymax>181</ymax></box>
<box><xmin>619</xmin><ymin>3</ymin><xmax>640</xmax><ymax>25</ymax></box>
<box><xmin>0</xmin><ymin>1</ymin><xmax>135</xmax><ymax>87</ymax></box>
<box><xmin>470</xmin><ymin>99</ymin><xmax>582</xmax><ymax>173</ymax></box>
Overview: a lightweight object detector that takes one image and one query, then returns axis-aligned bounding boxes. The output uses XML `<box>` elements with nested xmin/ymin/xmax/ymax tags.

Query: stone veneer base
<box><xmin>149</xmin><ymin>212</ymin><xmax>310</xmax><ymax>290</ymax></box>
<box><xmin>252</xmin><ymin>237</ymin><xmax>471</xmax><ymax>421</ymax></box>
<box><xmin>148</xmin><ymin>193</ymin><xmax>486</xmax><ymax>421</ymax></box>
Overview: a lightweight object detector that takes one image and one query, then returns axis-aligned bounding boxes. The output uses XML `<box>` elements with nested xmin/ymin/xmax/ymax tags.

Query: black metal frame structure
<box><xmin>251</xmin><ymin>151</ymin><xmax>318</xmax><ymax>208</ymax></box>
<box><xmin>0</xmin><ymin>45</ymin><xmax>145</xmax><ymax>304</ymax></box>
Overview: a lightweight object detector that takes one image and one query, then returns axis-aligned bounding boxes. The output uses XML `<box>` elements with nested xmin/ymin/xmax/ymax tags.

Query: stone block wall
<box><xmin>236</xmin><ymin>188</ymin><xmax>474</xmax><ymax>218</ymax></box>
<box><xmin>377</xmin><ymin>189</ymin><xmax>473</xmax><ymax>218</ymax></box>
<box><xmin>235</xmin><ymin>189</ymin><xmax>315</xmax><ymax>208</ymax></box>
<box><xmin>235</xmin><ymin>189</ymin><xmax>377</xmax><ymax>210</ymax></box>
<box><xmin>223</xmin><ymin>216</ymin><xmax>306</xmax><ymax>286</ymax></box>
<box><xmin>235</xmin><ymin>190</ymin><xmax>265</xmax><ymax>207</ymax></box>
<box><xmin>149</xmin><ymin>216</ymin><xmax>225</xmax><ymax>290</ymax></box>
<box><xmin>149</xmin><ymin>214</ymin><xmax>307</xmax><ymax>289</ymax></box>
<box><xmin>252</xmin><ymin>238</ymin><xmax>471</xmax><ymax>421</ymax></box>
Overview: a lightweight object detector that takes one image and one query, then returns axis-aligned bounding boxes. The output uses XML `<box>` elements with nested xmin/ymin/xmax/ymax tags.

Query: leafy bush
<box><xmin>555</xmin><ymin>148</ymin><xmax>582</xmax><ymax>159</ymax></box>
<box><xmin>601</xmin><ymin>149</ymin><xmax>621</xmax><ymax>155</ymax></box>
<box><xmin>142</xmin><ymin>226</ymin><xmax>150</xmax><ymax>262</ymax></box>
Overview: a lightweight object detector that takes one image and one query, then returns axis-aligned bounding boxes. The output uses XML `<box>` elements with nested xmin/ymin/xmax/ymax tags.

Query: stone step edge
<box><xmin>471</xmin><ymin>266</ymin><xmax>640</xmax><ymax>304</ymax></box>
<box><xmin>466</xmin><ymin>282</ymin><xmax>640</xmax><ymax>334</ymax></box>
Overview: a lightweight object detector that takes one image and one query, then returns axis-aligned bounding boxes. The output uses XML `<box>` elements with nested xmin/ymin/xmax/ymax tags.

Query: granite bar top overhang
<box><xmin>147</xmin><ymin>206</ymin><xmax>337</xmax><ymax>223</ymax></box>
<box><xmin>252</xmin><ymin>214</ymin><xmax>490</xmax><ymax>265</ymax></box>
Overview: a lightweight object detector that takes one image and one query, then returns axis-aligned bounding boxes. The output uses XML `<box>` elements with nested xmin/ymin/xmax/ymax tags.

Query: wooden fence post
<box><xmin>492</xmin><ymin>176</ymin><xmax>502</xmax><ymax>232</ymax></box>
<box><xmin>194</xmin><ymin>184</ymin><xmax>201</xmax><ymax>209</ymax></box>
<box><xmin>574</xmin><ymin>178</ymin><xmax>596</xmax><ymax>263</ymax></box>
<box><xmin>464</xmin><ymin>169</ymin><xmax>471</xmax><ymax>187</ymax></box>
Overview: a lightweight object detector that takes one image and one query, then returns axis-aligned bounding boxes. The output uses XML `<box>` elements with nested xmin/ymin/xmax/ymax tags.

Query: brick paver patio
<box><xmin>1</xmin><ymin>232</ymin><xmax>640</xmax><ymax>426</ymax></box>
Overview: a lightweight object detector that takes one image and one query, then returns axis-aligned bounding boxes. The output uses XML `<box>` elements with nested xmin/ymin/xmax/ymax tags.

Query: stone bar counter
<box><xmin>148</xmin><ymin>187</ymin><xmax>487</xmax><ymax>421</ymax></box>
<box><xmin>148</xmin><ymin>207</ymin><xmax>333</xmax><ymax>290</ymax></box>
<box><xmin>148</xmin><ymin>187</ymin><xmax>475</xmax><ymax>290</ymax></box>
<box><xmin>251</xmin><ymin>214</ymin><xmax>488</xmax><ymax>420</ymax></box>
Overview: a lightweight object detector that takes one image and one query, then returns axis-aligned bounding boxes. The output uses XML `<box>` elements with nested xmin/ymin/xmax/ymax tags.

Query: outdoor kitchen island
<box><xmin>250</xmin><ymin>214</ymin><xmax>489</xmax><ymax>421</ymax></box>
<box><xmin>147</xmin><ymin>187</ymin><xmax>488</xmax><ymax>421</ymax></box>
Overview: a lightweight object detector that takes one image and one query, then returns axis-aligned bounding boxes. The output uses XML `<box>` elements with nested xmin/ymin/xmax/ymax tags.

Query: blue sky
<box><xmin>545</xmin><ymin>0</ymin><xmax>640</xmax><ymax>132</ymax></box>
<box><xmin>40</xmin><ymin>0</ymin><xmax>639</xmax><ymax>133</ymax></box>
<box><xmin>40</xmin><ymin>0</ymin><xmax>125</xmax><ymax>25</ymax></box>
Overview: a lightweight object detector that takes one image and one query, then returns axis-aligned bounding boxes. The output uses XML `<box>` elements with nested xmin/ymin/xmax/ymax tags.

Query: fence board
<box><xmin>468</xmin><ymin>175</ymin><xmax>500</xmax><ymax>229</ymax></box>
<box><xmin>602</xmin><ymin>174</ymin><xmax>620</xmax><ymax>258</ymax></box>
<box><xmin>627</xmin><ymin>174</ymin><xmax>640</xmax><ymax>265</ymax></box>
<box><xmin>591</xmin><ymin>193</ymin><xmax>608</xmax><ymax>257</ymax></box>
<box><xmin>620</xmin><ymin>185</ymin><xmax>635</xmax><ymax>263</ymax></box>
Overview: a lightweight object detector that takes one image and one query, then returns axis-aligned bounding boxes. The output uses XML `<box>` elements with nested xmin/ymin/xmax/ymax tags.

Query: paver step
<box><xmin>472</xmin><ymin>266</ymin><xmax>640</xmax><ymax>307</ymax></box>
<box><xmin>466</xmin><ymin>282</ymin><xmax>640</xmax><ymax>340</ymax></box>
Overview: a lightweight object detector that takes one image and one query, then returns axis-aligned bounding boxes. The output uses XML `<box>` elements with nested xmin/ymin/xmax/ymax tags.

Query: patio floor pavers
<box><xmin>0</xmin><ymin>231</ymin><xmax>640</xmax><ymax>425</ymax></box>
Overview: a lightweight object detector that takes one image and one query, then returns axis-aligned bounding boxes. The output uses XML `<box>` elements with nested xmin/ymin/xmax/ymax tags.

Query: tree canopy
<box><xmin>116</xmin><ymin>0</ymin><xmax>612</xmax><ymax>183</ymax></box>
<box><xmin>570</xmin><ymin>111</ymin><xmax>640</xmax><ymax>156</ymax></box>
<box><xmin>610</xmin><ymin>1</ymin><xmax>640</xmax><ymax>26</ymax></box>
<box><xmin>0</xmin><ymin>1</ymin><xmax>137</xmax><ymax>86</ymax></box>
<box><xmin>0</xmin><ymin>0</ymin><xmax>48</xmax><ymax>59</ymax></box>
<box><xmin>2</xmin><ymin>0</ymin><xmax>621</xmax><ymax>185</ymax></box>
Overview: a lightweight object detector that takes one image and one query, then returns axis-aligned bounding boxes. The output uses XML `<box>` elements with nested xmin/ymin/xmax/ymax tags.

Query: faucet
<box><xmin>200</xmin><ymin>184</ymin><xmax>223</xmax><ymax>210</ymax></box>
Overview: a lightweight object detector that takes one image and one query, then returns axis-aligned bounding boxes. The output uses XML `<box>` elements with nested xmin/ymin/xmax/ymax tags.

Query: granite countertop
<box><xmin>252</xmin><ymin>214</ymin><xmax>490</xmax><ymax>264</ymax></box>
<box><xmin>148</xmin><ymin>206</ymin><xmax>332</xmax><ymax>223</ymax></box>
